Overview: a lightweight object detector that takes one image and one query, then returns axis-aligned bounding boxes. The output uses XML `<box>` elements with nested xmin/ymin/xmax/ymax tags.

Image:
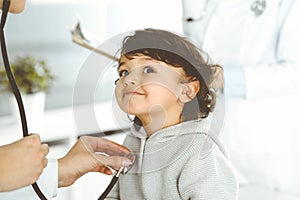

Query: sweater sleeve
<box><xmin>178</xmin><ymin>148</ymin><xmax>238</xmax><ymax>200</ymax></box>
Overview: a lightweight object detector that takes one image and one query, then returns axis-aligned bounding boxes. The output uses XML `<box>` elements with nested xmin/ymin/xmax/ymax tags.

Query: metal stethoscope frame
<box><xmin>0</xmin><ymin>1</ymin><xmax>131</xmax><ymax>199</ymax></box>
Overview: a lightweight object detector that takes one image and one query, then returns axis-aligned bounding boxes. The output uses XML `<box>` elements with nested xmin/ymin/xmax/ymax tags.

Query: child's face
<box><xmin>115</xmin><ymin>55</ymin><xmax>186</xmax><ymax>121</ymax></box>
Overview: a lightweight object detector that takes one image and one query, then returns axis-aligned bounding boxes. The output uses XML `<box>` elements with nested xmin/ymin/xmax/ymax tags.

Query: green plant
<box><xmin>0</xmin><ymin>55</ymin><xmax>55</xmax><ymax>94</ymax></box>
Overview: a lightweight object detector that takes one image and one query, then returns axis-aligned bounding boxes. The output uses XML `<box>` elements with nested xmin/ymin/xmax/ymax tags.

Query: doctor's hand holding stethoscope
<box><xmin>0</xmin><ymin>134</ymin><xmax>132</xmax><ymax>193</ymax></box>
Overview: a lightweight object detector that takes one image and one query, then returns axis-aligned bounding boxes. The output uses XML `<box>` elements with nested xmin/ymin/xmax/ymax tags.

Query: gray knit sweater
<box><xmin>106</xmin><ymin>119</ymin><xmax>238</xmax><ymax>200</ymax></box>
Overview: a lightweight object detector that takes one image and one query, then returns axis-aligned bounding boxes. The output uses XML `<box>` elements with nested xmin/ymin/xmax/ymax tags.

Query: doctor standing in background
<box><xmin>182</xmin><ymin>0</ymin><xmax>300</xmax><ymax>195</ymax></box>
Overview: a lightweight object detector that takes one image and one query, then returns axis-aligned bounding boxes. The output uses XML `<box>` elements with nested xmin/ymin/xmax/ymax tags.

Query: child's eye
<box><xmin>119</xmin><ymin>70</ymin><xmax>129</xmax><ymax>77</ymax></box>
<box><xmin>143</xmin><ymin>66</ymin><xmax>155</xmax><ymax>74</ymax></box>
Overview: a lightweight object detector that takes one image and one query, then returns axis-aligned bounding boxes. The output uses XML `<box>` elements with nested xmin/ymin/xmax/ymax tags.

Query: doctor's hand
<box><xmin>0</xmin><ymin>134</ymin><xmax>49</xmax><ymax>192</ymax></box>
<box><xmin>58</xmin><ymin>136</ymin><xmax>133</xmax><ymax>187</ymax></box>
<box><xmin>0</xmin><ymin>0</ymin><xmax>26</xmax><ymax>13</ymax></box>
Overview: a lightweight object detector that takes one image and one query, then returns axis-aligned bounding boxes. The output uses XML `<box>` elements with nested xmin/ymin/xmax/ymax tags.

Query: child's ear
<box><xmin>179</xmin><ymin>80</ymin><xmax>200</xmax><ymax>103</ymax></box>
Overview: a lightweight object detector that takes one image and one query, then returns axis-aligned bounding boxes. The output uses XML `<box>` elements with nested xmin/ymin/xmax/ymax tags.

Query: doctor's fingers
<box><xmin>80</xmin><ymin>136</ymin><xmax>131</xmax><ymax>156</ymax></box>
<box><xmin>32</xmin><ymin>143</ymin><xmax>49</xmax><ymax>169</ymax></box>
<box><xmin>41</xmin><ymin>143</ymin><xmax>49</xmax><ymax>155</ymax></box>
<box><xmin>93</xmin><ymin>166</ymin><xmax>113</xmax><ymax>175</ymax></box>
<box><xmin>42</xmin><ymin>157</ymin><xmax>48</xmax><ymax>168</ymax></box>
<box><xmin>26</xmin><ymin>134</ymin><xmax>49</xmax><ymax>156</ymax></box>
<box><xmin>41</xmin><ymin>143</ymin><xmax>49</xmax><ymax>168</ymax></box>
<box><xmin>93</xmin><ymin>154</ymin><xmax>133</xmax><ymax>169</ymax></box>
<box><xmin>26</xmin><ymin>133</ymin><xmax>42</xmax><ymax>143</ymax></box>
<box><xmin>28</xmin><ymin>135</ymin><xmax>49</xmax><ymax>168</ymax></box>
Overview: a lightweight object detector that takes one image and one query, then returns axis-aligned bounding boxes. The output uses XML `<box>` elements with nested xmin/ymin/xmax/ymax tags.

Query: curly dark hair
<box><xmin>118</xmin><ymin>28</ymin><xmax>223</xmax><ymax>124</ymax></box>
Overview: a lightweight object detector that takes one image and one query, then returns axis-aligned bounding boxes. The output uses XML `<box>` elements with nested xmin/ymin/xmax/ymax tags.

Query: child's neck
<box><xmin>138</xmin><ymin>110</ymin><xmax>182</xmax><ymax>137</ymax></box>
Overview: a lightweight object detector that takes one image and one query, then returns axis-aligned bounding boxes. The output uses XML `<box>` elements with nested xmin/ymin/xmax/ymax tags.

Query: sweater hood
<box><xmin>127</xmin><ymin>115</ymin><xmax>228</xmax><ymax>174</ymax></box>
<box><xmin>130</xmin><ymin>118</ymin><xmax>210</xmax><ymax>142</ymax></box>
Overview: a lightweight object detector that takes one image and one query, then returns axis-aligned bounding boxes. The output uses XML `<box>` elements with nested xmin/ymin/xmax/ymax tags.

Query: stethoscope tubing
<box><xmin>0</xmin><ymin>0</ymin><xmax>28</xmax><ymax>138</ymax></box>
<box><xmin>98</xmin><ymin>175</ymin><xmax>119</xmax><ymax>200</ymax></box>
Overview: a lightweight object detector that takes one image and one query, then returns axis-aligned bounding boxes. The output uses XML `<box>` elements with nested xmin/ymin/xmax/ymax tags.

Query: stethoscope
<box><xmin>0</xmin><ymin>0</ymin><xmax>133</xmax><ymax>199</ymax></box>
<box><xmin>184</xmin><ymin>0</ymin><xmax>267</xmax><ymax>22</ymax></box>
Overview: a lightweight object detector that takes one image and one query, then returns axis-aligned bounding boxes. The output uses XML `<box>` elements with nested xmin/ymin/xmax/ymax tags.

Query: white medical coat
<box><xmin>182</xmin><ymin>0</ymin><xmax>300</xmax><ymax>195</ymax></box>
<box><xmin>0</xmin><ymin>159</ymin><xmax>58</xmax><ymax>199</ymax></box>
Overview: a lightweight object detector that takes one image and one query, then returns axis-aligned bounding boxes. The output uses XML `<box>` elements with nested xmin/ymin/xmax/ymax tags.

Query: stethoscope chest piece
<box><xmin>251</xmin><ymin>0</ymin><xmax>266</xmax><ymax>16</ymax></box>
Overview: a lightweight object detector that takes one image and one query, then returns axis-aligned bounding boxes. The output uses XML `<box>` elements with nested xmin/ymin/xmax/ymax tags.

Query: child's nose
<box><xmin>124</xmin><ymin>72</ymin><xmax>138</xmax><ymax>86</ymax></box>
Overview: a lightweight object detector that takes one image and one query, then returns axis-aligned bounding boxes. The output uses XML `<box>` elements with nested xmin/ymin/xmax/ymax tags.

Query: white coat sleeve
<box><xmin>245</xmin><ymin>0</ymin><xmax>300</xmax><ymax>99</ymax></box>
<box><xmin>37</xmin><ymin>158</ymin><xmax>58</xmax><ymax>198</ymax></box>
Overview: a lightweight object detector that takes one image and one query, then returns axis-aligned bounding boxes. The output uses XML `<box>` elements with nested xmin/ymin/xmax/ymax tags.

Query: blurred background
<box><xmin>0</xmin><ymin>0</ymin><xmax>182</xmax><ymax>114</ymax></box>
<box><xmin>0</xmin><ymin>0</ymin><xmax>299</xmax><ymax>200</ymax></box>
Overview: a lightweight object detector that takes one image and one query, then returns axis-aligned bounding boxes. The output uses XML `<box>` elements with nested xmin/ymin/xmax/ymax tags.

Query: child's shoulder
<box><xmin>183</xmin><ymin>129</ymin><xmax>228</xmax><ymax>162</ymax></box>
